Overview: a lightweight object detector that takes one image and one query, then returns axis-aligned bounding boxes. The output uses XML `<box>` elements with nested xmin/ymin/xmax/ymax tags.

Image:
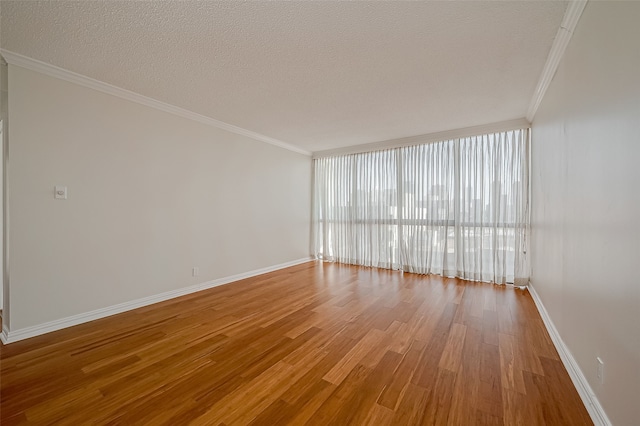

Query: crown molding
<box><xmin>526</xmin><ymin>1</ymin><xmax>588</xmax><ymax>122</ymax></box>
<box><xmin>313</xmin><ymin>118</ymin><xmax>530</xmax><ymax>158</ymax></box>
<box><xmin>0</xmin><ymin>49</ymin><xmax>311</xmax><ymax>156</ymax></box>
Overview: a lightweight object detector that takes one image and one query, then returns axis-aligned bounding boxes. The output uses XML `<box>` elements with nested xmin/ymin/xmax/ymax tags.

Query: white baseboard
<box><xmin>1</xmin><ymin>323</ymin><xmax>9</xmax><ymax>345</ymax></box>
<box><xmin>1</xmin><ymin>257</ymin><xmax>313</xmax><ymax>345</ymax></box>
<box><xmin>528</xmin><ymin>284</ymin><xmax>612</xmax><ymax>426</ymax></box>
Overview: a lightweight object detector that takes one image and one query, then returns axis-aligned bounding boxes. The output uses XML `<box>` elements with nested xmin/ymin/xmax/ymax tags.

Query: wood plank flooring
<box><xmin>0</xmin><ymin>261</ymin><xmax>592</xmax><ymax>425</ymax></box>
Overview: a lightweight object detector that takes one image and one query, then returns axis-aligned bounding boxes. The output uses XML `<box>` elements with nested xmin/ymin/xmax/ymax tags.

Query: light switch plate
<box><xmin>55</xmin><ymin>186</ymin><xmax>67</xmax><ymax>200</ymax></box>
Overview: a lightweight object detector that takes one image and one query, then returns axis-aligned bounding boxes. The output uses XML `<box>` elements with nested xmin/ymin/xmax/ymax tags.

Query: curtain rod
<box><xmin>312</xmin><ymin>118</ymin><xmax>530</xmax><ymax>159</ymax></box>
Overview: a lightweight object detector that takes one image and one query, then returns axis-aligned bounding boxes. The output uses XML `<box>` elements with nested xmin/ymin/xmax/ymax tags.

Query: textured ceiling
<box><xmin>1</xmin><ymin>1</ymin><xmax>567</xmax><ymax>152</ymax></box>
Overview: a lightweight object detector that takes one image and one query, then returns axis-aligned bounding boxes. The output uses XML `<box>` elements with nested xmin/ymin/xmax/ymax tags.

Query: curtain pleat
<box><xmin>312</xmin><ymin>129</ymin><xmax>530</xmax><ymax>285</ymax></box>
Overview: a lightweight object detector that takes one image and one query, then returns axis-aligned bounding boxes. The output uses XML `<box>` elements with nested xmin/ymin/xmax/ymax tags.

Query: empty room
<box><xmin>0</xmin><ymin>1</ymin><xmax>638</xmax><ymax>425</ymax></box>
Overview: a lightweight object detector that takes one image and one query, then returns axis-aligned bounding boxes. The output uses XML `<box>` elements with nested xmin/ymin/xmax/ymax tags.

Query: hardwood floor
<box><xmin>0</xmin><ymin>261</ymin><xmax>592</xmax><ymax>425</ymax></box>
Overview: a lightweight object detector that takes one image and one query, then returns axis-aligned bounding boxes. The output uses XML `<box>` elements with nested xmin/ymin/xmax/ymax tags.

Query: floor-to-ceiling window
<box><xmin>312</xmin><ymin>128</ymin><xmax>529</xmax><ymax>285</ymax></box>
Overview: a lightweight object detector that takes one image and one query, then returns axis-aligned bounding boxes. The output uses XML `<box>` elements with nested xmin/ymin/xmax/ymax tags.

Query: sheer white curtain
<box><xmin>312</xmin><ymin>129</ymin><xmax>529</xmax><ymax>285</ymax></box>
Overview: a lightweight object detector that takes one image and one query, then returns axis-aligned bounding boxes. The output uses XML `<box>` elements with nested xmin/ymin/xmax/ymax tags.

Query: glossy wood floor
<box><xmin>0</xmin><ymin>262</ymin><xmax>592</xmax><ymax>425</ymax></box>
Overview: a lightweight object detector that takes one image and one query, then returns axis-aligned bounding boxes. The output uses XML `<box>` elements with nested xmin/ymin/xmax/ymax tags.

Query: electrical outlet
<box><xmin>596</xmin><ymin>357</ymin><xmax>604</xmax><ymax>384</ymax></box>
<box><xmin>192</xmin><ymin>267</ymin><xmax>199</xmax><ymax>277</ymax></box>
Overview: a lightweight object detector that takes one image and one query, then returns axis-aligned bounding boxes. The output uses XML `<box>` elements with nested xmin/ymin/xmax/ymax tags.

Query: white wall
<box><xmin>0</xmin><ymin>61</ymin><xmax>6</xmax><ymax>319</ymax></box>
<box><xmin>7</xmin><ymin>65</ymin><xmax>311</xmax><ymax>331</ymax></box>
<box><xmin>531</xmin><ymin>2</ymin><xmax>640</xmax><ymax>425</ymax></box>
<box><xmin>0</xmin><ymin>60</ymin><xmax>9</xmax><ymax>316</ymax></box>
